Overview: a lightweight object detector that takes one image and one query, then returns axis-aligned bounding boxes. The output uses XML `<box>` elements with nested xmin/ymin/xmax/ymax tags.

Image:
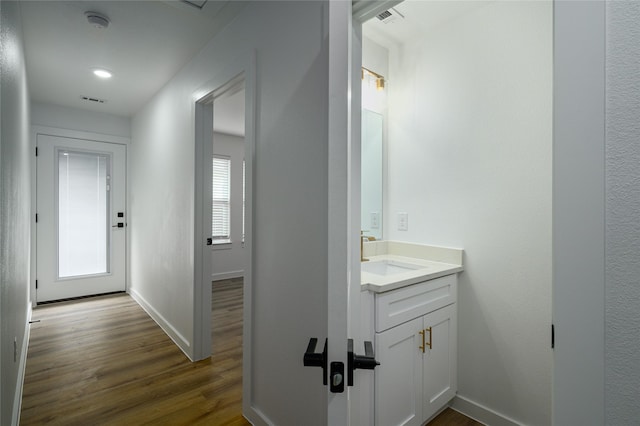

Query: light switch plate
<box><xmin>371</xmin><ymin>212</ymin><xmax>380</xmax><ymax>229</ymax></box>
<box><xmin>398</xmin><ymin>212</ymin><xmax>408</xmax><ymax>231</ymax></box>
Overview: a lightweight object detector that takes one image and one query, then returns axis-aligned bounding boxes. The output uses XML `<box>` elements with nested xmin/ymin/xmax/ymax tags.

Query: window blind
<box><xmin>212</xmin><ymin>156</ymin><xmax>230</xmax><ymax>240</ymax></box>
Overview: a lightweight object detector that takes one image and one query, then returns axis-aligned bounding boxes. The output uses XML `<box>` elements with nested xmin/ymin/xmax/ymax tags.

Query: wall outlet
<box><xmin>371</xmin><ymin>212</ymin><xmax>380</xmax><ymax>229</ymax></box>
<box><xmin>398</xmin><ymin>212</ymin><xmax>408</xmax><ymax>231</ymax></box>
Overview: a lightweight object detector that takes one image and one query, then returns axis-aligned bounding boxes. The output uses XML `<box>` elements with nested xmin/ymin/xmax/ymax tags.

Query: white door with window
<box><xmin>36</xmin><ymin>134</ymin><xmax>126</xmax><ymax>302</ymax></box>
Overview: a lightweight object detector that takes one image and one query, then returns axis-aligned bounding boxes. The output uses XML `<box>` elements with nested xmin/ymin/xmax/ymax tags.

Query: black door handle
<box><xmin>304</xmin><ymin>338</ymin><xmax>379</xmax><ymax>389</ymax></box>
<box><xmin>303</xmin><ymin>338</ymin><xmax>327</xmax><ymax>386</ymax></box>
<box><xmin>347</xmin><ymin>338</ymin><xmax>379</xmax><ymax>386</ymax></box>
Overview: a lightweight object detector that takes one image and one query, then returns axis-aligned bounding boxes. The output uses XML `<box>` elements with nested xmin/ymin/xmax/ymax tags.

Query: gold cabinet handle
<box><xmin>418</xmin><ymin>329</ymin><xmax>426</xmax><ymax>353</ymax></box>
<box><xmin>425</xmin><ymin>327</ymin><xmax>432</xmax><ymax>349</ymax></box>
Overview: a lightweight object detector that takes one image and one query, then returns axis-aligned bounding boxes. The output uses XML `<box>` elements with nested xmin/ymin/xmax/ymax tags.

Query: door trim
<box><xmin>193</xmin><ymin>50</ymin><xmax>259</xmax><ymax>420</ymax></box>
<box><xmin>30</xmin><ymin>126</ymin><xmax>130</xmax><ymax>308</ymax></box>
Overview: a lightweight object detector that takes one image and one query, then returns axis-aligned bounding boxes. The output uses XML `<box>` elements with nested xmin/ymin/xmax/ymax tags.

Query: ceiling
<box><xmin>20</xmin><ymin>0</ymin><xmax>245</xmax><ymax>118</ymax></box>
<box><xmin>363</xmin><ymin>0</ymin><xmax>489</xmax><ymax>47</ymax></box>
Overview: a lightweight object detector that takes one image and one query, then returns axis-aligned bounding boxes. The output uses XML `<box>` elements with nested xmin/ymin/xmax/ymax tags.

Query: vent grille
<box><xmin>376</xmin><ymin>7</ymin><xmax>404</xmax><ymax>24</ymax></box>
<box><xmin>81</xmin><ymin>96</ymin><xmax>106</xmax><ymax>104</ymax></box>
<box><xmin>376</xmin><ymin>10</ymin><xmax>392</xmax><ymax>21</ymax></box>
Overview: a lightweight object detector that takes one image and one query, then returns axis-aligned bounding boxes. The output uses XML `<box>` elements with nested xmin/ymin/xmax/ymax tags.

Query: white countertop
<box><xmin>360</xmin><ymin>242</ymin><xmax>464</xmax><ymax>293</ymax></box>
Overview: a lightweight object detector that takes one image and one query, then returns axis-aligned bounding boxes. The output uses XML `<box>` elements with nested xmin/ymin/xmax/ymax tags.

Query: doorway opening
<box><xmin>194</xmin><ymin>65</ymin><xmax>255</xmax><ymax>423</ymax></box>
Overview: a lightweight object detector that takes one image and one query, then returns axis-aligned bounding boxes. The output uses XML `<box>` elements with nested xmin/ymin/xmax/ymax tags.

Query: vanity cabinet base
<box><xmin>373</xmin><ymin>278</ymin><xmax>457</xmax><ymax>426</ymax></box>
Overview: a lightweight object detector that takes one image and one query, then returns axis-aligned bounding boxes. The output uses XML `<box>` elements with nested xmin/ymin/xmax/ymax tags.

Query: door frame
<box><xmin>346</xmin><ymin>2</ymin><xmax>405</xmax><ymax>423</ymax></box>
<box><xmin>192</xmin><ymin>50</ymin><xmax>259</xmax><ymax>417</ymax></box>
<box><xmin>552</xmin><ymin>2</ymin><xmax>606</xmax><ymax>424</ymax></box>
<box><xmin>30</xmin><ymin>126</ymin><xmax>130</xmax><ymax>308</ymax></box>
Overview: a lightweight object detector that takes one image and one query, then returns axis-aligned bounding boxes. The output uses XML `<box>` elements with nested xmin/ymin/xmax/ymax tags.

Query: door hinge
<box><xmin>551</xmin><ymin>324</ymin><xmax>555</xmax><ymax>349</ymax></box>
<box><xmin>35</xmin><ymin>213</ymin><xmax>39</xmax><ymax>223</ymax></box>
<box><xmin>35</xmin><ymin>147</ymin><xmax>39</xmax><ymax>156</ymax></box>
<box><xmin>35</xmin><ymin>280</ymin><xmax>38</xmax><ymax>289</ymax></box>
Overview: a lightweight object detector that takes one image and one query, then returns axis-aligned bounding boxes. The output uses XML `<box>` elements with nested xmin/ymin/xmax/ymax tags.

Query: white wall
<box><xmin>385</xmin><ymin>3</ymin><xmax>552</xmax><ymax>424</ymax></box>
<box><xmin>31</xmin><ymin>102</ymin><xmax>131</xmax><ymax>138</ymax></box>
<box><xmin>211</xmin><ymin>132</ymin><xmax>244</xmax><ymax>280</ymax></box>
<box><xmin>0</xmin><ymin>2</ymin><xmax>31</xmax><ymax>424</ymax></box>
<box><xmin>605</xmin><ymin>2</ymin><xmax>640</xmax><ymax>422</ymax></box>
<box><xmin>361</xmin><ymin>37</ymin><xmax>389</xmax><ymax>241</ymax></box>
<box><xmin>362</xmin><ymin>37</ymin><xmax>389</xmax><ymax>115</ymax></box>
<box><xmin>129</xmin><ymin>2</ymin><xmax>330</xmax><ymax>424</ymax></box>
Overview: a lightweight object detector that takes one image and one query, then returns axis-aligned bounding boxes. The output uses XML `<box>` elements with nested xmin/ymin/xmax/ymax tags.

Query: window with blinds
<box><xmin>212</xmin><ymin>156</ymin><xmax>231</xmax><ymax>242</ymax></box>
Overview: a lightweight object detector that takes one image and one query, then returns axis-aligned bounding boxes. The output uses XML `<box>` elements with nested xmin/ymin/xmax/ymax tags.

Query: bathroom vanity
<box><xmin>361</xmin><ymin>241</ymin><xmax>463</xmax><ymax>426</ymax></box>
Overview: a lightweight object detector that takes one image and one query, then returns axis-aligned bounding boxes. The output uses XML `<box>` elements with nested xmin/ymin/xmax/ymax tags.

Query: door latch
<box><xmin>330</xmin><ymin>361</ymin><xmax>344</xmax><ymax>393</ymax></box>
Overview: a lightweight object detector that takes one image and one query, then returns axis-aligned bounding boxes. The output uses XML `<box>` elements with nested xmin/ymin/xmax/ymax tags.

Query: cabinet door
<box><xmin>422</xmin><ymin>304</ymin><xmax>457</xmax><ymax>421</ymax></box>
<box><xmin>375</xmin><ymin>317</ymin><xmax>423</xmax><ymax>426</ymax></box>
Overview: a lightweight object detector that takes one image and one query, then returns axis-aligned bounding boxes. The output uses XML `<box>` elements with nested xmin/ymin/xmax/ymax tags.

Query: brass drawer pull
<box><xmin>426</xmin><ymin>327</ymin><xmax>432</xmax><ymax>349</ymax></box>
<box><xmin>419</xmin><ymin>329</ymin><xmax>426</xmax><ymax>353</ymax></box>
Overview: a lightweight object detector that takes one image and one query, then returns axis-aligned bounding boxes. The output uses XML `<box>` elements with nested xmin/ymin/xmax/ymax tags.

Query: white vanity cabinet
<box><xmin>373</xmin><ymin>274</ymin><xmax>458</xmax><ymax>426</ymax></box>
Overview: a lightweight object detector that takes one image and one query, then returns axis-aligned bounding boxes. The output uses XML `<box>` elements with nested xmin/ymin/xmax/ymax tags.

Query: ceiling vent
<box><xmin>85</xmin><ymin>11</ymin><xmax>110</xmax><ymax>29</ymax></box>
<box><xmin>81</xmin><ymin>96</ymin><xmax>107</xmax><ymax>104</ymax></box>
<box><xmin>376</xmin><ymin>7</ymin><xmax>404</xmax><ymax>24</ymax></box>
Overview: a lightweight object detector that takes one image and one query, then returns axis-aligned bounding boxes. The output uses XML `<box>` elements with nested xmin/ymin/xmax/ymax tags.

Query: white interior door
<box><xmin>36</xmin><ymin>134</ymin><xmax>126</xmax><ymax>302</ymax></box>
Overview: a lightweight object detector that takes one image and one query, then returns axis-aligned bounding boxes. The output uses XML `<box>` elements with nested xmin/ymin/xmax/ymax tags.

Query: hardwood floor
<box><xmin>428</xmin><ymin>408</ymin><xmax>484</xmax><ymax>426</ymax></box>
<box><xmin>21</xmin><ymin>279</ymin><xmax>249</xmax><ymax>425</ymax></box>
<box><xmin>21</xmin><ymin>278</ymin><xmax>480</xmax><ymax>425</ymax></box>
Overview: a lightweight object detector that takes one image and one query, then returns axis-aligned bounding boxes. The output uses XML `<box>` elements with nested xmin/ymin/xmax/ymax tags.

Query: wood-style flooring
<box><xmin>21</xmin><ymin>279</ymin><xmax>249</xmax><ymax>425</ymax></box>
<box><xmin>428</xmin><ymin>408</ymin><xmax>483</xmax><ymax>426</ymax></box>
<box><xmin>21</xmin><ymin>278</ymin><xmax>481</xmax><ymax>425</ymax></box>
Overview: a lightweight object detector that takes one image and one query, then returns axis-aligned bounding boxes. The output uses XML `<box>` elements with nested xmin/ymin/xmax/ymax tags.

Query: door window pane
<box><xmin>57</xmin><ymin>150</ymin><xmax>110</xmax><ymax>278</ymax></box>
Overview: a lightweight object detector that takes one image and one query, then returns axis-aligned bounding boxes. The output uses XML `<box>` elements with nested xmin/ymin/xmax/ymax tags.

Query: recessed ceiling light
<box><xmin>93</xmin><ymin>69</ymin><xmax>112</xmax><ymax>79</ymax></box>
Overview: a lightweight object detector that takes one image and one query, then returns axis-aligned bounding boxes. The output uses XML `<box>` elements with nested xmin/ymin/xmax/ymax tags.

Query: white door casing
<box><xmin>36</xmin><ymin>134</ymin><xmax>126</xmax><ymax>302</ymax></box>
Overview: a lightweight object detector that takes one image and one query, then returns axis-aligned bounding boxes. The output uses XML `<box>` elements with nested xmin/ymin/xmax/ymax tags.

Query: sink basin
<box><xmin>361</xmin><ymin>259</ymin><xmax>424</xmax><ymax>276</ymax></box>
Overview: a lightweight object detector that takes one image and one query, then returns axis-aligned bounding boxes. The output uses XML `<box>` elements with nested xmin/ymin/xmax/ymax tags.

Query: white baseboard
<box><xmin>12</xmin><ymin>302</ymin><xmax>32</xmax><ymax>426</ymax></box>
<box><xmin>243</xmin><ymin>403</ymin><xmax>271</xmax><ymax>426</ymax></box>
<box><xmin>451</xmin><ymin>395</ymin><xmax>522</xmax><ymax>426</ymax></box>
<box><xmin>128</xmin><ymin>288</ymin><xmax>193</xmax><ymax>361</ymax></box>
<box><xmin>211</xmin><ymin>270</ymin><xmax>244</xmax><ymax>281</ymax></box>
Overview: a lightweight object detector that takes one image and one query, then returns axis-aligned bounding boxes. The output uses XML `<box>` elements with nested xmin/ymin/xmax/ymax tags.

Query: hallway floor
<box><xmin>20</xmin><ymin>280</ymin><xmax>248</xmax><ymax>425</ymax></box>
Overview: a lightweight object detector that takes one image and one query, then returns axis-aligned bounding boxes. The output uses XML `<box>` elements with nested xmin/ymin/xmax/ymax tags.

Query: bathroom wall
<box><xmin>384</xmin><ymin>2</ymin><xmax>552</xmax><ymax>424</ymax></box>
<box><xmin>605</xmin><ymin>2</ymin><xmax>640</xmax><ymax>421</ymax></box>
<box><xmin>0</xmin><ymin>2</ymin><xmax>31</xmax><ymax>424</ymax></box>
<box><xmin>362</xmin><ymin>37</ymin><xmax>388</xmax><ymax>115</ymax></box>
<box><xmin>210</xmin><ymin>132</ymin><xmax>245</xmax><ymax>281</ymax></box>
<box><xmin>362</xmin><ymin>37</ymin><xmax>388</xmax><ymax>240</ymax></box>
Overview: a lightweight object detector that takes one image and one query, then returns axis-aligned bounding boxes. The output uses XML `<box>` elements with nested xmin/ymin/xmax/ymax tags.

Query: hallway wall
<box><xmin>31</xmin><ymin>102</ymin><xmax>131</xmax><ymax>138</ymax></box>
<box><xmin>129</xmin><ymin>2</ymin><xmax>331</xmax><ymax>424</ymax></box>
<box><xmin>605</xmin><ymin>2</ymin><xmax>640</xmax><ymax>421</ymax></box>
<box><xmin>0</xmin><ymin>2</ymin><xmax>31</xmax><ymax>424</ymax></box>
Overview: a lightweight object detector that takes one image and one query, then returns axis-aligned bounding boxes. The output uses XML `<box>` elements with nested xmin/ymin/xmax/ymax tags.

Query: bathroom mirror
<box><xmin>361</xmin><ymin>109</ymin><xmax>383</xmax><ymax>240</ymax></box>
